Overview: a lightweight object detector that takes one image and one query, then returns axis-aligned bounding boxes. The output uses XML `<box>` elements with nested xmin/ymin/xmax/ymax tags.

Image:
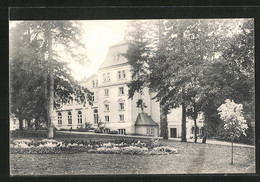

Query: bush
<box><xmin>60</xmin><ymin>128</ymin><xmax>70</xmax><ymax>131</ymax></box>
<box><xmin>77</xmin><ymin>127</ymin><xmax>89</xmax><ymax>132</ymax></box>
<box><xmin>94</xmin><ymin>128</ymin><xmax>103</xmax><ymax>133</ymax></box>
<box><xmin>108</xmin><ymin>130</ymin><xmax>118</xmax><ymax>134</ymax></box>
<box><xmin>84</xmin><ymin>122</ymin><xmax>92</xmax><ymax>131</ymax></box>
<box><xmin>103</xmin><ymin>128</ymin><xmax>110</xmax><ymax>133</ymax></box>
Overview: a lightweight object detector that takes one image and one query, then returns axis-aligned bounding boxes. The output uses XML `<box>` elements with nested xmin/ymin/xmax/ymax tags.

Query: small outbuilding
<box><xmin>134</xmin><ymin>112</ymin><xmax>159</xmax><ymax>137</ymax></box>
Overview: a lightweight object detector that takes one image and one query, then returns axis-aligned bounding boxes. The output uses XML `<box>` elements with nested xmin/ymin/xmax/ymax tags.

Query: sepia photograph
<box><xmin>9</xmin><ymin>18</ymin><xmax>255</xmax><ymax>175</ymax></box>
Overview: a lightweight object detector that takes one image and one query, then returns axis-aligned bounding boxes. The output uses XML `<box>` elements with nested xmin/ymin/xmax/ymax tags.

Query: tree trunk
<box><xmin>193</xmin><ymin>101</ymin><xmax>198</xmax><ymax>143</ymax></box>
<box><xmin>231</xmin><ymin>139</ymin><xmax>234</xmax><ymax>165</ymax></box>
<box><xmin>202</xmin><ymin>109</ymin><xmax>209</xmax><ymax>144</ymax></box>
<box><xmin>160</xmin><ymin>104</ymin><xmax>168</xmax><ymax>140</ymax></box>
<box><xmin>35</xmin><ymin>118</ymin><xmax>39</xmax><ymax>131</ymax></box>
<box><xmin>18</xmin><ymin>117</ymin><xmax>23</xmax><ymax>130</ymax></box>
<box><xmin>181</xmin><ymin>102</ymin><xmax>187</xmax><ymax>142</ymax></box>
<box><xmin>27</xmin><ymin>119</ymin><xmax>31</xmax><ymax>129</ymax></box>
<box><xmin>202</xmin><ymin>133</ymin><xmax>207</xmax><ymax>143</ymax></box>
<box><xmin>46</xmin><ymin>24</ymin><xmax>55</xmax><ymax>138</ymax></box>
<box><xmin>194</xmin><ymin>117</ymin><xmax>198</xmax><ymax>143</ymax></box>
<box><xmin>230</xmin><ymin>136</ymin><xmax>235</xmax><ymax>165</ymax></box>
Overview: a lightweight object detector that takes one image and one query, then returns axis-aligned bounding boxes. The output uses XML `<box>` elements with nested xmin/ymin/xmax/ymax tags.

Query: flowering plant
<box><xmin>10</xmin><ymin>139</ymin><xmax>178</xmax><ymax>155</ymax></box>
<box><xmin>218</xmin><ymin>99</ymin><xmax>248</xmax><ymax>139</ymax></box>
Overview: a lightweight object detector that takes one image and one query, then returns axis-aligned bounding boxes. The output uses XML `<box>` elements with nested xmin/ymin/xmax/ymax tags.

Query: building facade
<box><xmin>53</xmin><ymin>41</ymin><xmax>204</xmax><ymax>138</ymax></box>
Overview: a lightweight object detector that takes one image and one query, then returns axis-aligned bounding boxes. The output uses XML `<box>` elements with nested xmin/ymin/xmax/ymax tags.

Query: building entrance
<box><xmin>170</xmin><ymin>128</ymin><xmax>177</xmax><ymax>138</ymax></box>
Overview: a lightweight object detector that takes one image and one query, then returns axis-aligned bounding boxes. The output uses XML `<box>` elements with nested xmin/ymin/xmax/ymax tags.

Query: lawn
<box><xmin>10</xmin><ymin>130</ymin><xmax>255</xmax><ymax>175</ymax></box>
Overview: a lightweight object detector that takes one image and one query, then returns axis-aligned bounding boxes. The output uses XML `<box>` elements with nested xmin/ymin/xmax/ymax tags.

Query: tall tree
<box><xmin>124</xmin><ymin>20</ymin><xmax>171</xmax><ymax>139</ymax></box>
<box><xmin>124</xmin><ymin>19</ymin><xmax>254</xmax><ymax>143</ymax></box>
<box><xmin>10</xmin><ymin>21</ymin><xmax>92</xmax><ymax>136</ymax></box>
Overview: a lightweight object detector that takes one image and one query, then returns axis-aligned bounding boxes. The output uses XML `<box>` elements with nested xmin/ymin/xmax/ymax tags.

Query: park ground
<box><xmin>10</xmin><ymin>131</ymin><xmax>255</xmax><ymax>175</ymax></box>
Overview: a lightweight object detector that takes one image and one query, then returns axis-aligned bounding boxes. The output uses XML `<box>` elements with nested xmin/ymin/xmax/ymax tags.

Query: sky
<box><xmin>9</xmin><ymin>20</ymin><xmax>128</xmax><ymax>81</ymax></box>
<box><xmin>69</xmin><ymin>20</ymin><xmax>128</xmax><ymax>81</ymax></box>
<box><xmin>10</xmin><ymin>19</ymin><xmax>247</xmax><ymax>81</ymax></box>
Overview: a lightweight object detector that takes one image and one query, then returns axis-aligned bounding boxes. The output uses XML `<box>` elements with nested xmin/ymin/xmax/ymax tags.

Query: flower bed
<box><xmin>10</xmin><ymin>139</ymin><xmax>178</xmax><ymax>155</ymax></box>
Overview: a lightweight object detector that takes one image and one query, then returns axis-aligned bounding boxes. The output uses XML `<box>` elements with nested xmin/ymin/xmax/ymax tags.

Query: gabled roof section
<box><xmin>79</xmin><ymin>73</ymin><xmax>98</xmax><ymax>84</ymax></box>
<box><xmin>98</xmin><ymin>40</ymin><xmax>131</xmax><ymax>70</ymax></box>
<box><xmin>134</xmin><ymin>112</ymin><xmax>159</xmax><ymax>126</ymax></box>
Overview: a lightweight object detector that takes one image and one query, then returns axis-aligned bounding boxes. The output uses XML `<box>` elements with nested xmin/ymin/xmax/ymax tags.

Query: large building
<box><xmin>54</xmin><ymin>41</ymin><xmax>204</xmax><ymax>138</ymax></box>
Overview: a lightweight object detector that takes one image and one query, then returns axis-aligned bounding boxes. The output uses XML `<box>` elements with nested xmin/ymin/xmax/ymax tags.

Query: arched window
<box><xmin>68</xmin><ymin>111</ymin><xmax>72</xmax><ymax>125</ymax></box>
<box><xmin>78</xmin><ymin>110</ymin><xmax>82</xmax><ymax>124</ymax></box>
<box><xmin>93</xmin><ymin>109</ymin><xmax>98</xmax><ymax>124</ymax></box>
<box><xmin>58</xmin><ymin>112</ymin><xmax>62</xmax><ymax>125</ymax></box>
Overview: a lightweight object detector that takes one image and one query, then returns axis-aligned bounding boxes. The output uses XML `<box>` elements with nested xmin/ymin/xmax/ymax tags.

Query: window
<box><xmin>78</xmin><ymin>111</ymin><xmax>82</xmax><ymax>124</ymax></box>
<box><xmin>92</xmin><ymin>80</ymin><xmax>95</xmax><ymax>88</ymax></box>
<box><xmin>122</xmin><ymin>70</ymin><xmax>126</xmax><ymax>79</ymax></box>
<box><xmin>146</xmin><ymin>128</ymin><xmax>154</xmax><ymax>136</ymax></box>
<box><xmin>119</xmin><ymin>87</ymin><xmax>124</xmax><ymax>95</ymax></box>
<box><xmin>58</xmin><ymin>112</ymin><xmax>62</xmax><ymax>125</ymax></box>
<box><xmin>92</xmin><ymin>94</ymin><xmax>95</xmax><ymax>102</ymax></box>
<box><xmin>104</xmin><ymin>104</ymin><xmax>110</xmax><ymax>112</ymax></box>
<box><xmin>118</xmin><ymin>129</ymin><xmax>126</xmax><ymax>135</ymax></box>
<box><xmin>119</xmin><ymin>103</ymin><xmax>125</xmax><ymax>110</ymax></box>
<box><xmin>103</xmin><ymin>73</ymin><xmax>106</xmax><ymax>82</ymax></box>
<box><xmin>151</xmin><ymin>128</ymin><xmax>154</xmax><ymax>135</ymax></box>
<box><xmin>105</xmin><ymin>116</ymin><xmax>110</xmax><ymax>122</ymax></box>
<box><xmin>68</xmin><ymin>111</ymin><xmax>72</xmax><ymax>125</ymax></box>
<box><xmin>119</xmin><ymin>115</ymin><xmax>124</xmax><ymax>122</ymax></box>
<box><xmin>118</xmin><ymin>71</ymin><xmax>121</xmax><ymax>80</ymax></box>
<box><xmin>118</xmin><ymin>70</ymin><xmax>126</xmax><ymax>80</ymax></box>
<box><xmin>103</xmin><ymin>73</ymin><xmax>110</xmax><ymax>82</ymax></box>
<box><xmin>68</xmin><ymin>99</ymin><xmax>73</xmax><ymax>105</ymax></box>
<box><xmin>94</xmin><ymin>109</ymin><xmax>98</xmax><ymax>124</ymax></box>
<box><xmin>107</xmin><ymin>73</ymin><xmax>110</xmax><ymax>81</ymax></box>
<box><xmin>104</xmin><ymin>89</ymin><xmax>109</xmax><ymax>97</ymax></box>
<box><xmin>147</xmin><ymin>128</ymin><xmax>150</xmax><ymax>135</ymax></box>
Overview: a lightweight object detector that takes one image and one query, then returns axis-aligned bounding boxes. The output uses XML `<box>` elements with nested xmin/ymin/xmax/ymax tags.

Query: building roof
<box><xmin>134</xmin><ymin>112</ymin><xmax>159</xmax><ymax>126</ymax></box>
<box><xmin>98</xmin><ymin>40</ymin><xmax>131</xmax><ymax>70</ymax></box>
<box><xmin>79</xmin><ymin>73</ymin><xmax>98</xmax><ymax>84</ymax></box>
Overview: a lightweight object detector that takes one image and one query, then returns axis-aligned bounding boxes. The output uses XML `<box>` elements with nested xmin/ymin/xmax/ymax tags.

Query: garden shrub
<box><xmin>108</xmin><ymin>130</ymin><xmax>118</xmax><ymax>134</ymax></box>
<box><xmin>94</xmin><ymin>128</ymin><xmax>103</xmax><ymax>133</ymax></box>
